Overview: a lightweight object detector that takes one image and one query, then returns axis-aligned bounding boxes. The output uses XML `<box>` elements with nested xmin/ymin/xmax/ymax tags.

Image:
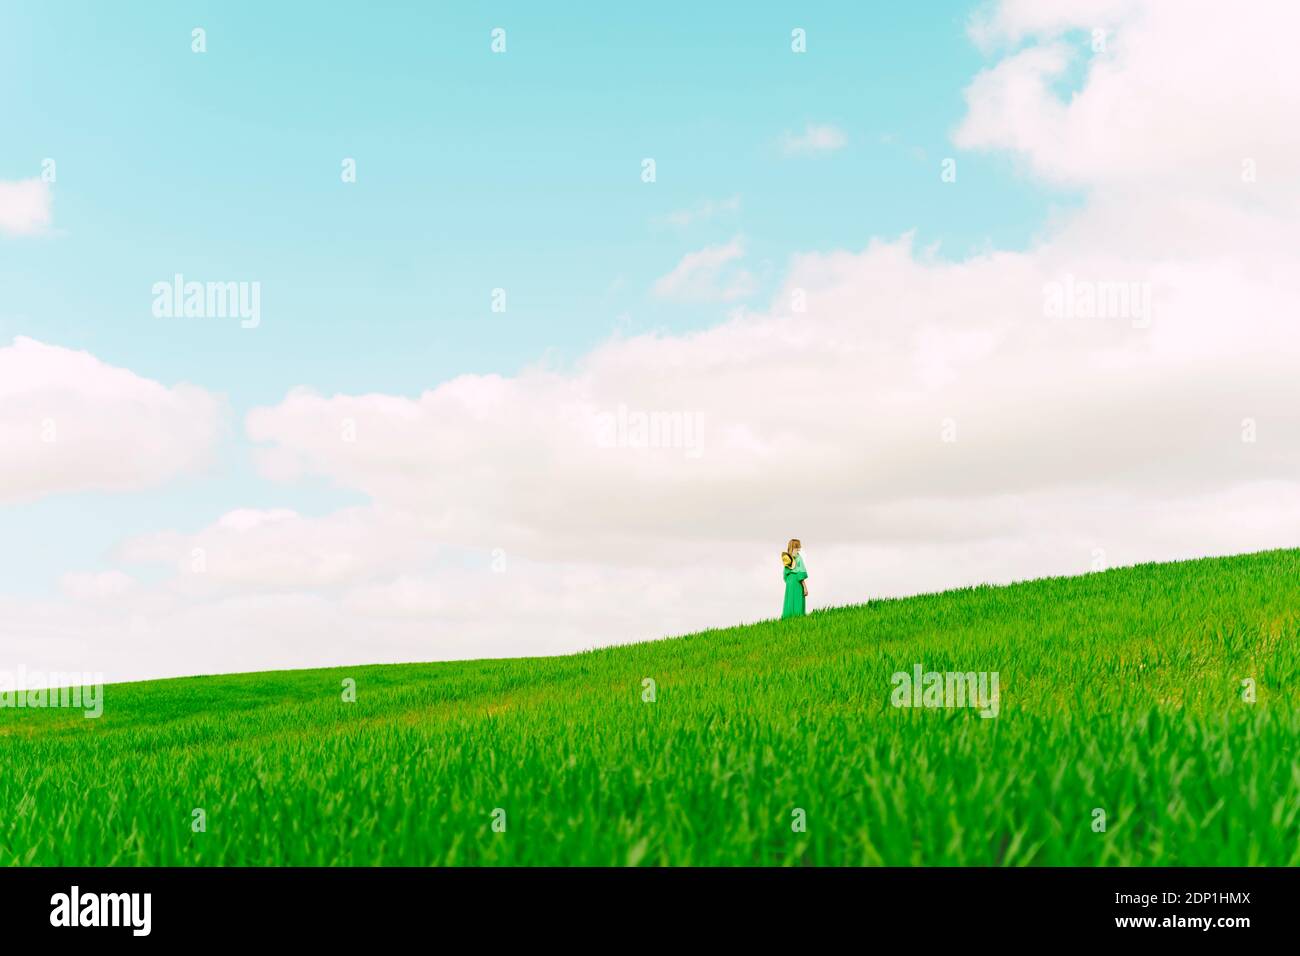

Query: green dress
<box><xmin>782</xmin><ymin>553</ymin><xmax>807</xmax><ymax>619</ymax></box>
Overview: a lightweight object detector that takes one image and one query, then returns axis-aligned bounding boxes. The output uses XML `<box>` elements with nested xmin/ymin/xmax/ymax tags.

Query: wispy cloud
<box><xmin>0</xmin><ymin>178</ymin><xmax>53</xmax><ymax>237</ymax></box>
<box><xmin>658</xmin><ymin>195</ymin><xmax>742</xmax><ymax>228</ymax></box>
<box><xmin>880</xmin><ymin>132</ymin><xmax>930</xmax><ymax>164</ymax></box>
<box><xmin>780</xmin><ymin>123</ymin><xmax>847</xmax><ymax>156</ymax></box>
<box><xmin>0</xmin><ymin>337</ymin><xmax>225</xmax><ymax>503</ymax></box>
<box><xmin>651</xmin><ymin>236</ymin><xmax>756</xmax><ymax>302</ymax></box>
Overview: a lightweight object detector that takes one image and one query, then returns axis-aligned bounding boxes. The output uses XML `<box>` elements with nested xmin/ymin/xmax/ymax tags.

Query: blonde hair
<box><xmin>787</xmin><ymin>538</ymin><xmax>801</xmax><ymax>553</ymax></box>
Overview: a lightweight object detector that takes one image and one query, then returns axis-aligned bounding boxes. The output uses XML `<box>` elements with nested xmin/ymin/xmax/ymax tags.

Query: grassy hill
<box><xmin>3</xmin><ymin>548</ymin><xmax>1298</xmax><ymax>866</ymax></box>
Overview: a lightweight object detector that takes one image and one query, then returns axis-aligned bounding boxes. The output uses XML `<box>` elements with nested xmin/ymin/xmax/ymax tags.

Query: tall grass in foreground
<box><xmin>2</xmin><ymin>548</ymin><xmax>1298</xmax><ymax>865</ymax></box>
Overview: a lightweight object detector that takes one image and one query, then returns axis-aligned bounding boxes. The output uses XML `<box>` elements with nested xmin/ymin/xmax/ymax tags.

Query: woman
<box><xmin>781</xmin><ymin>538</ymin><xmax>808</xmax><ymax>619</ymax></box>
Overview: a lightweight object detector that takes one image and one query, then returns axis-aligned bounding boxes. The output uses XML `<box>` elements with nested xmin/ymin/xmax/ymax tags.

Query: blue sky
<box><xmin>4</xmin><ymin>0</ymin><xmax>1071</xmax><ymax>387</ymax></box>
<box><xmin>2</xmin><ymin>0</ymin><xmax>1082</xmax><ymax>595</ymax></box>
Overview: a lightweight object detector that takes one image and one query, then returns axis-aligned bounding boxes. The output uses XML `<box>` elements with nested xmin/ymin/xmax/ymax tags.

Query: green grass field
<box><xmin>3</xmin><ymin>548</ymin><xmax>1298</xmax><ymax>866</ymax></box>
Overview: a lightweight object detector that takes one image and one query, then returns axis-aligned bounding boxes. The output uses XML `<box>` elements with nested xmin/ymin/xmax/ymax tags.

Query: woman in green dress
<box><xmin>781</xmin><ymin>538</ymin><xmax>808</xmax><ymax>619</ymax></box>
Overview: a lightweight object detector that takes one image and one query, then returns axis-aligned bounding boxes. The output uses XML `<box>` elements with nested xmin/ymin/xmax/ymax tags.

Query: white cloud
<box><xmin>659</xmin><ymin>195</ymin><xmax>742</xmax><ymax>228</ymax></box>
<box><xmin>0</xmin><ymin>551</ymin><xmax>774</xmax><ymax>685</ymax></box>
<box><xmin>955</xmin><ymin>0</ymin><xmax>1300</xmax><ymax>199</ymax></box>
<box><xmin>0</xmin><ymin>337</ymin><xmax>226</xmax><ymax>503</ymax></box>
<box><xmin>651</xmin><ymin>236</ymin><xmax>756</xmax><ymax>302</ymax></box>
<box><xmin>244</xmin><ymin>228</ymin><xmax>1300</xmax><ymax>566</ymax></box>
<box><xmin>117</xmin><ymin>506</ymin><xmax>430</xmax><ymax>595</ymax></box>
<box><xmin>967</xmin><ymin>0</ymin><xmax>1140</xmax><ymax>49</ymax></box>
<box><xmin>780</xmin><ymin>123</ymin><xmax>847</xmax><ymax>155</ymax></box>
<box><xmin>60</xmin><ymin>570</ymin><xmax>137</xmax><ymax>602</ymax></box>
<box><xmin>0</xmin><ymin>179</ymin><xmax>53</xmax><ymax>237</ymax></box>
